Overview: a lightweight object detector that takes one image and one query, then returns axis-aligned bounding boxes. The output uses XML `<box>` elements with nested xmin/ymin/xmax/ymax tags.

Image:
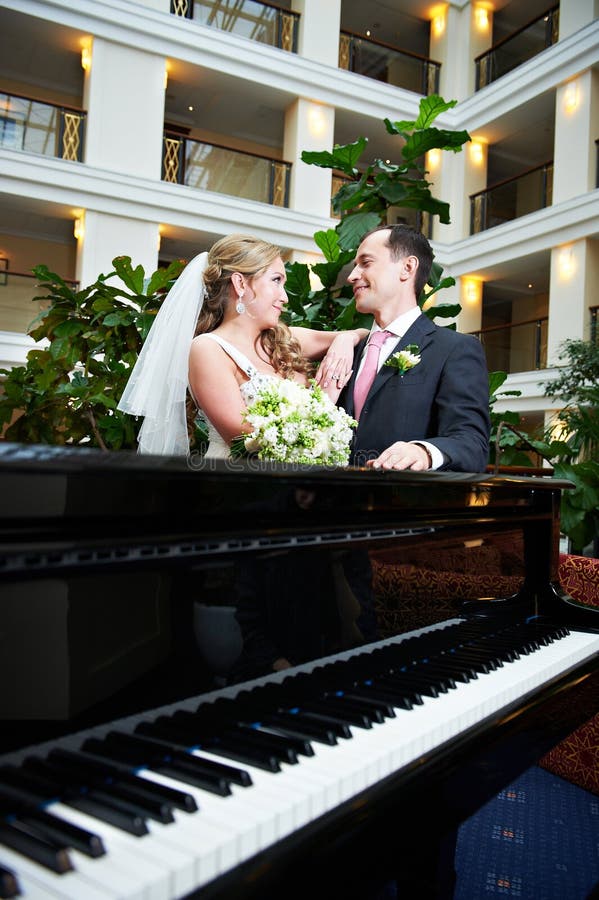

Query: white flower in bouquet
<box><xmin>232</xmin><ymin>379</ymin><xmax>356</xmax><ymax>465</ymax></box>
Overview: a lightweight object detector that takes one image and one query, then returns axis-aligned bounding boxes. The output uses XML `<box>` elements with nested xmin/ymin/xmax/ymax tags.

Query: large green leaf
<box><xmin>301</xmin><ymin>137</ymin><xmax>368</xmax><ymax>176</ymax></box>
<box><xmin>403</xmin><ymin>129</ymin><xmax>470</xmax><ymax>163</ymax></box>
<box><xmin>112</xmin><ymin>256</ymin><xmax>145</xmax><ymax>295</ymax></box>
<box><xmin>337</xmin><ymin>211</ymin><xmax>382</xmax><ymax>251</ymax></box>
<box><xmin>314</xmin><ymin>229</ymin><xmax>341</xmax><ymax>262</ymax></box>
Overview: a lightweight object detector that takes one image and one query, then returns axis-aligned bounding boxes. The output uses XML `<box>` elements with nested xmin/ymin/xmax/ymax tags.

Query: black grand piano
<box><xmin>0</xmin><ymin>442</ymin><xmax>597</xmax><ymax>899</ymax></box>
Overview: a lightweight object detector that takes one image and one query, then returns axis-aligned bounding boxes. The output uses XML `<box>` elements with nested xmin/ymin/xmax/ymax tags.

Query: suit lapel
<box><xmin>366</xmin><ymin>315</ymin><xmax>436</xmax><ymax>405</ymax></box>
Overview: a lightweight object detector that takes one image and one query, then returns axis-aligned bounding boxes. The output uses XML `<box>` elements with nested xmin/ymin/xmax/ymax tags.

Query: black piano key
<box><xmin>116</xmin><ymin>772</ymin><xmax>198</xmax><ymax>813</ymax></box>
<box><xmin>0</xmin><ymin>766</ymin><xmax>61</xmax><ymax>802</ymax></box>
<box><xmin>0</xmin><ymin>783</ymin><xmax>46</xmax><ymax>813</ymax></box>
<box><xmin>17</xmin><ymin>809</ymin><xmax>106</xmax><ymax>858</ymax></box>
<box><xmin>299</xmin><ymin>698</ymin><xmax>372</xmax><ymax>729</ymax></box>
<box><xmin>207</xmin><ymin>736</ymin><xmax>281</xmax><ymax>773</ymax></box>
<box><xmin>379</xmin><ymin>672</ymin><xmax>440</xmax><ymax>699</ymax></box>
<box><xmin>424</xmin><ymin>658</ymin><xmax>477</xmax><ymax>682</ymax></box>
<box><xmin>362</xmin><ymin>681</ymin><xmax>417</xmax><ymax>710</ymax></box>
<box><xmin>0</xmin><ymin>822</ymin><xmax>73</xmax><ymax>874</ymax></box>
<box><xmin>153</xmin><ymin>759</ymin><xmax>231</xmax><ymax>796</ymax></box>
<box><xmin>250</xmin><ymin>724</ymin><xmax>315</xmax><ymax>757</ymax></box>
<box><xmin>133</xmin><ymin>727</ymin><xmax>253</xmax><ymax>787</ymax></box>
<box><xmin>292</xmin><ymin>709</ymin><xmax>354</xmax><ymax>738</ymax></box>
<box><xmin>66</xmin><ymin>794</ymin><xmax>148</xmax><ymax>837</ymax></box>
<box><xmin>93</xmin><ymin>733</ymin><xmax>241</xmax><ymax>794</ymax></box>
<box><xmin>91</xmin><ymin>787</ymin><xmax>174</xmax><ymax>825</ymax></box>
<box><xmin>81</xmin><ymin>735</ymin><xmax>229</xmax><ymax>798</ymax></box>
<box><xmin>369</xmin><ymin>678</ymin><xmax>423</xmax><ymax>707</ymax></box>
<box><xmin>340</xmin><ymin>689</ymin><xmax>397</xmax><ymax>718</ymax></box>
<box><xmin>223</xmin><ymin>727</ymin><xmax>299</xmax><ymax>765</ymax></box>
<box><xmin>262</xmin><ymin>712</ymin><xmax>338</xmax><ymax>746</ymax></box>
<box><xmin>325</xmin><ymin>693</ymin><xmax>387</xmax><ymax>723</ymax></box>
<box><xmin>0</xmin><ymin>864</ymin><xmax>19</xmax><ymax>900</ymax></box>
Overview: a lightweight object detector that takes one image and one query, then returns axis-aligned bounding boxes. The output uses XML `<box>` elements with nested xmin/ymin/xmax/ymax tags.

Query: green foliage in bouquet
<box><xmin>0</xmin><ymin>256</ymin><xmax>185</xmax><ymax>450</ymax></box>
<box><xmin>284</xmin><ymin>95</ymin><xmax>468</xmax><ymax>333</ymax></box>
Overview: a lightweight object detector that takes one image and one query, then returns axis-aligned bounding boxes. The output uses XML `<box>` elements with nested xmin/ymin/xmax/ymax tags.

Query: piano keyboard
<box><xmin>0</xmin><ymin>616</ymin><xmax>598</xmax><ymax>899</ymax></box>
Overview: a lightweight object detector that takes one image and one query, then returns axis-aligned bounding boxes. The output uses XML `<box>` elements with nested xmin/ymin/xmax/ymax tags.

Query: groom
<box><xmin>341</xmin><ymin>224</ymin><xmax>490</xmax><ymax>472</ymax></box>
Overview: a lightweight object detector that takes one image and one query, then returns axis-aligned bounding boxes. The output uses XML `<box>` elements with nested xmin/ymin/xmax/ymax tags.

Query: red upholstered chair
<box><xmin>538</xmin><ymin>554</ymin><xmax>599</xmax><ymax>794</ymax></box>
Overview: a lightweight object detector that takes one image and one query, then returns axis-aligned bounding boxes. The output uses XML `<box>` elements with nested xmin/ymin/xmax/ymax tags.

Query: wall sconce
<box><xmin>81</xmin><ymin>44</ymin><xmax>91</xmax><ymax>72</ymax></box>
<box><xmin>464</xmin><ymin>278</ymin><xmax>482</xmax><ymax>304</ymax></box>
<box><xmin>308</xmin><ymin>106</ymin><xmax>327</xmax><ymax>138</ymax></box>
<box><xmin>564</xmin><ymin>81</ymin><xmax>579</xmax><ymax>113</ymax></box>
<box><xmin>474</xmin><ymin>5</ymin><xmax>490</xmax><ymax>31</ymax></box>
<box><xmin>558</xmin><ymin>246</ymin><xmax>574</xmax><ymax>278</ymax></box>
<box><xmin>73</xmin><ymin>216</ymin><xmax>85</xmax><ymax>241</ymax></box>
<box><xmin>470</xmin><ymin>140</ymin><xmax>486</xmax><ymax>166</ymax></box>
<box><xmin>432</xmin><ymin>11</ymin><xmax>446</xmax><ymax>38</ymax></box>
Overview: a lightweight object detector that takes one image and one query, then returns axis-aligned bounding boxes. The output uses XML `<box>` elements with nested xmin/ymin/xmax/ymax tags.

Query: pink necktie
<box><xmin>353</xmin><ymin>330</ymin><xmax>392</xmax><ymax>419</ymax></box>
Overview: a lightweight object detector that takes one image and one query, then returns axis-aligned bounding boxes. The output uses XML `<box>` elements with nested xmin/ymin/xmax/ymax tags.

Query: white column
<box><xmin>430</xmin><ymin>137</ymin><xmax>487</xmax><ymax>243</ymax></box>
<box><xmin>430</xmin><ymin>2</ymin><xmax>493</xmax><ymax>101</ymax></box>
<box><xmin>558</xmin><ymin>0</ymin><xmax>599</xmax><ymax>39</ymax></box>
<box><xmin>83</xmin><ymin>37</ymin><xmax>166</xmax><ymax>180</ymax></box>
<box><xmin>292</xmin><ymin>0</ymin><xmax>341</xmax><ymax>66</ymax></box>
<box><xmin>284</xmin><ymin>98</ymin><xmax>335</xmax><ymax>218</ymax></box>
<box><xmin>75</xmin><ymin>211</ymin><xmax>160</xmax><ymax>291</ymax></box>
<box><xmin>553</xmin><ymin>69</ymin><xmax>599</xmax><ymax>203</ymax></box>
<box><xmin>547</xmin><ymin>238</ymin><xmax>599</xmax><ymax>363</ymax></box>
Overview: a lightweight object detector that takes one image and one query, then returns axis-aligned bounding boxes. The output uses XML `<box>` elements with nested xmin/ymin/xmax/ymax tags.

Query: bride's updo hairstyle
<box><xmin>196</xmin><ymin>233</ymin><xmax>309</xmax><ymax>377</ymax></box>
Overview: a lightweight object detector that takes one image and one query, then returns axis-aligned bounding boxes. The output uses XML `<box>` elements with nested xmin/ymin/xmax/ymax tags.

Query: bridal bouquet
<box><xmin>232</xmin><ymin>379</ymin><xmax>356</xmax><ymax>465</ymax></box>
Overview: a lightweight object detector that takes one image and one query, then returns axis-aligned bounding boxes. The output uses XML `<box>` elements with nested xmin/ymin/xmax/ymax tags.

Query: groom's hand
<box><xmin>367</xmin><ymin>441</ymin><xmax>431</xmax><ymax>471</ymax></box>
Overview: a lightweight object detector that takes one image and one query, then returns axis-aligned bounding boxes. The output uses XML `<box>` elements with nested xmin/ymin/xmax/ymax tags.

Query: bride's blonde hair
<box><xmin>196</xmin><ymin>233</ymin><xmax>309</xmax><ymax>378</ymax></box>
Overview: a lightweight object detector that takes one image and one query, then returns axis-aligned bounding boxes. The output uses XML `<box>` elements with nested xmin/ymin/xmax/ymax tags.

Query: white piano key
<box><xmin>0</xmin><ymin>845</ymin><xmax>116</xmax><ymax>900</ymax></box>
<box><xmin>48</xmin><ymin>803</ymin><xmax>171</xmax><ymax>900</ymax></box>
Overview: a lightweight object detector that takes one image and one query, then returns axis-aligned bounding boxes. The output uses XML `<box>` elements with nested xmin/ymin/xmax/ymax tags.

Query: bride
<box><xmin>118</xmin><ymin>233</ymin><xmax>366</xmax><ymax>457</ymax></box>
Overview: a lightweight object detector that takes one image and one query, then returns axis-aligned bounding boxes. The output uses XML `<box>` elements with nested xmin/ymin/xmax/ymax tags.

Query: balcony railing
<box><xmin>475</xmin><ymin>5</ymin><xmax>559</xmax><ymax>90</ymax></box>
<box><xmin>470</xmin><ymin>161</ymin><xmax>553</xmax><ymax>234</ymax></box>
<box><xmin>339</xmin><ymin>30</ymin><xmax>440</xmax><ymax>95</ymax></box>
<box><xmin>170</xmin><ymin>0</ymin><xmax>299</xmax><ymax>52</ymax></box>
<box><xmin>0</xmin><ymin>271</ymin><xmax>77</xmax><ymax>335</ymax></box>
<box><xmin>0</xmin><ymin>92</ymin><xmax>86</xmax><ymax>162</ymax></box>
<box><xmin>470</xmin><ymin>317</ymin><xmax>548</xmax><ymax>374</ymax></box>
<box><xmin>162</xmin><ymin>133</ymin><xmax>290</xmax><ymax>207</ymax></box>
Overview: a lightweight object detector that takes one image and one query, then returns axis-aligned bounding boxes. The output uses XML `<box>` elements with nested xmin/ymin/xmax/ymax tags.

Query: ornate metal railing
<box><xmin>591</xmin><ymin>305</ymin><xmax>598</xmax><ymax>344</ymax></box>
<box><xmin>339</xmin><ymin>30</ymin><xmax>440</xmax><ymax>95</ymax></box>
<box><xmin>0</xmin><ymin>270</ymin><xmax>78</xmax><ymax>334</ymax></box>
<box><xmin>469</xmin><ymin>316</ymin><xmax>548</xmax><ymax>373</ymax></box>
<box><xmin>170</xmin><ymin>0</ymin><xmax>299</xmax><ymax>52</ymax></box>
<box><xmin>475</xmin><ymin>5</ymin><xmax>559</xmax><ymax>90</ymax></box>
<box><xmin>162</xmin><ymin>132</ymin><xmax>290</xmax><ymax>206</ymax></box>
<box><xmin>0</xmin><ymin>92</ymin><xmax>86</xmax><ymax>162</ymax></box>
<box><xmin>470</xmin><ymin>161</ymin><xmax>553</xmax><ymax>234</ymax></box>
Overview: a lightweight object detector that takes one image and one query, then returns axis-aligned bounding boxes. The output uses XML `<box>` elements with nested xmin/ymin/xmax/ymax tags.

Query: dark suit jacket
<box><xmin>341</xmin><ymin>314</ymin><xmax>490</xmax><ymax>473</ymax></box>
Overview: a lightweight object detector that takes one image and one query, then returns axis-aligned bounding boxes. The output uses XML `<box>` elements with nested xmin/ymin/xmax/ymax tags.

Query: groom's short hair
<box><xmin>365</xmin><ymin>224</ymin><xmax>433</xmax><ymax>297</ymax></box>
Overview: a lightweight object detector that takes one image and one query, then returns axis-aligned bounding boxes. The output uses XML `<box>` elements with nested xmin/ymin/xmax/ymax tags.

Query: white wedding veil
<box><xmin>117</xmin><ymin>252</ymin><xmax>209</xmax><ymax>456</ymax></box>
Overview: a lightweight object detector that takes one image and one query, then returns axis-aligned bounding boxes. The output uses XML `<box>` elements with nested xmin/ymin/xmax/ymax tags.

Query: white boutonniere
<box><xmin>384</xmin><ymin>344</ymin><xmax>421</xmax><ymax>375</ymax></box>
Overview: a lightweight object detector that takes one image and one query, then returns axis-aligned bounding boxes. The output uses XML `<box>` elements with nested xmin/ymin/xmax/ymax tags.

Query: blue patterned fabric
<box><xmin>455</xmin><ymin>766</ymin><xmax>599</xmax><ymax>899</ymax></box>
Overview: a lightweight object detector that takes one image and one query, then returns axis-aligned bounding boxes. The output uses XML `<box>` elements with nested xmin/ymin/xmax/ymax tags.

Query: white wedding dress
<box><xmin>195</xmin><ymin>333</ymin><xmax>279</xmax><ymax>459</ymax></box>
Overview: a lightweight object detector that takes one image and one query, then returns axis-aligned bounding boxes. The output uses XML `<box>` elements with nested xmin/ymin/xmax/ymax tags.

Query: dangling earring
<box><xmin>235</xmin><ymin>293</ymin><xmax>246</xmax><ymax>315</ymax></box>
